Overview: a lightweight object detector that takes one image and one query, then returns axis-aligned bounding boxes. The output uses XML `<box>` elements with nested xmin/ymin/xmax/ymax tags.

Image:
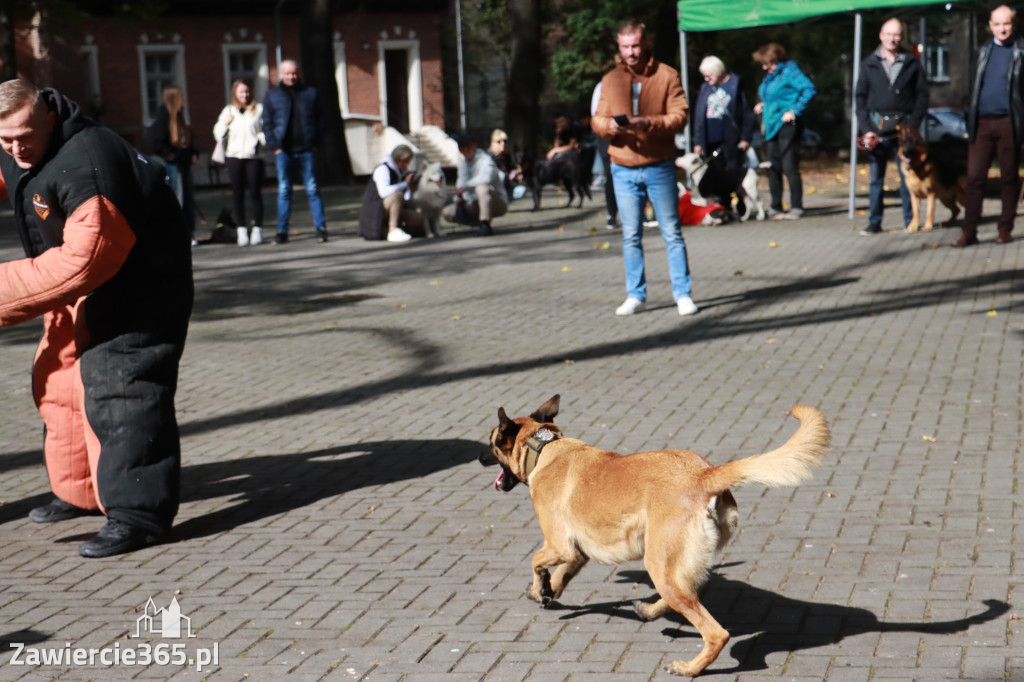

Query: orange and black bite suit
<box><xmin>0</xmin><ymin>89</ymin><xmax>193</xmax><ymax>535</ymax></box>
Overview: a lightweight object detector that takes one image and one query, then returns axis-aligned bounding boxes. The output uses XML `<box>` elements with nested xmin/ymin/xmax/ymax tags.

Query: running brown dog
<box><xmin>898</xmin><ymin>125</ymin><xmax>967</xmax><ymax>232</ymax></box>
<box><xmin>479</xmin><ymin>395</ymin><xmax>831</xmax><ymax>677</ymax></box>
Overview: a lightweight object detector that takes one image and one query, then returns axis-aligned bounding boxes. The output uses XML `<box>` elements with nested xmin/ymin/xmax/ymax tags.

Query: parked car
<box><xmin>923</xmin><ymin>107</ymin><xmax>967</xmax><ymax>142</ymax></box>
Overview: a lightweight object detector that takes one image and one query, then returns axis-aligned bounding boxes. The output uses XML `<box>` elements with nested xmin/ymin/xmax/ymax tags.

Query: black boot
<box><xmin>29</xmin><ymin>497</ymin><xmax>97</xmax><ymax>523</ymax></box>
<box><xmin>477</xmin><ymin>221</ymin><xmax>493</xmax><ymax>236</ymax></box>
<box><xmin>78</xmin><ymin>519</ymin><xmax>159</xmax><ymax>558</ymax></box>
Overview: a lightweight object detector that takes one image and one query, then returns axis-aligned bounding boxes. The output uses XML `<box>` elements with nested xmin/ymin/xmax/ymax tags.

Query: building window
<box><xmin>222</xmin><ymin>44</ymin><xmax>269</xmax><ymax>104</ymax></box>
<box><xmin>926</xmin><ymin>45</ymin><xmax>950</xmax><ymax>83</ymax></box>
<box><xmin>138</xmin><ymin>45</ymin><xmax>186</xmax><ymax>123</ymax></box>
<box><xmin>80</xmin><ymin>44</ymin><xmax>102</xmax><ymax>120</ymax></box>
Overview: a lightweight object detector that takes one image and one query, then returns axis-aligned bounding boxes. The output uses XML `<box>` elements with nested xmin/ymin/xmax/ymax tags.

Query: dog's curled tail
<box><xmin>701</xmin><ymin>405</ymin><xmax>831</xmax><ymax>493</ymax></box>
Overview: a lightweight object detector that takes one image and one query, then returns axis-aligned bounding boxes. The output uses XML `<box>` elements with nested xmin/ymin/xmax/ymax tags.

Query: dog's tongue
<box><xmin>494</xmin><ymin>470</ymin><xmax>505</xmax><ymax>491</ymax></box>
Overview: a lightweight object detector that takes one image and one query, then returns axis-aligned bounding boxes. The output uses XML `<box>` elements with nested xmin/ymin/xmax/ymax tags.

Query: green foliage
<box><xmin>547</xmin><ymin>0</ymin><xmax>678</xmax><ymax>108</ymax></box>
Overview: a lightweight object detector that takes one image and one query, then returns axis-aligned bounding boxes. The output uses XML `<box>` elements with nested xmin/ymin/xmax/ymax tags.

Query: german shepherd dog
<box><xmin>898</xmin><ymin>125</ymin><xmax>967</xmax><ymax>232</ymax></box>
<box><xmin>480</xmin><ymin>395</ymin><xmax>831</xmax><ymax>677</ymax></box>
<box><xmin>517</xmin><ymin>150</ymin><xmax>593</xmax><ymax>210</ymax></box>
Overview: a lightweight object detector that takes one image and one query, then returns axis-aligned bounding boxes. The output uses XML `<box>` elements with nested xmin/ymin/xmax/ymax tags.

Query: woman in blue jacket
<box><xmin>753</xmin><ymin>43</ymin><xmax>816</xmax><ymax>219</ymax></box>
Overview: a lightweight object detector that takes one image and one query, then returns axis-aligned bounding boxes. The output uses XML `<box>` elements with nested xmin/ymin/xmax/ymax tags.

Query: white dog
<box><xmin>676</xmin><ymin>152</ymin><xmax>765</xmax><ymax>222</ymax></box>
<box><xmin>410</xmin><ymin>161</ymin><xmax>446</xmax><ymax>237</ymax></box>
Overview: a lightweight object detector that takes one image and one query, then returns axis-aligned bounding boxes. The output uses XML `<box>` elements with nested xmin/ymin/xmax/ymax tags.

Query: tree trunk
<box><xmin>504</xmin><ymin>0</ymin><xmax>541</xmax><ymax>159</ymax></box>
<box><xmin>300</xmin><ymin>0</ymin><xmax>353</xmax><ymax>184</ymax></box>
<box><xmin>1</xmin><ymin>3</ymin><xmax>18</xmax><ymax>82</ymax></box>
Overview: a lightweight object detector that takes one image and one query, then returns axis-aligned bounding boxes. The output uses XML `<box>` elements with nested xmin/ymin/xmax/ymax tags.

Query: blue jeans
<box><xmin>159</xmin><ymin>160</ymin><xmax>196</xmax><ymax>238</ymax></box>
<box><xmin>868</xmin><ymin>137</ymin><xmax>912</xmax><ymax>229</ymax></box>
<box><xmin>275</xmin><ymin>150</ymin><xmax>326</xmax><ymax>233</ymax></box>
<box><xmin>611</xmin><ymin>159</ymin><xmax>691</xmax><ymax>301</ymax></box>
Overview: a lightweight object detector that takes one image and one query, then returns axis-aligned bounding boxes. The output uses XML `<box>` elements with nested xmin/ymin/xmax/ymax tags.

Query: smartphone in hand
<box><xmin>613</xmin><ymin>114</ymin><xmax>629</xmax><ymax>126</ymax></box>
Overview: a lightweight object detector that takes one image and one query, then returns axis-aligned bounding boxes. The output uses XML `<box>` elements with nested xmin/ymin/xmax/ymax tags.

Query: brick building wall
<box><xmin>7</xmin><ymin>10</ymin><xmax>445</xmax><ymax>153</ymax></box>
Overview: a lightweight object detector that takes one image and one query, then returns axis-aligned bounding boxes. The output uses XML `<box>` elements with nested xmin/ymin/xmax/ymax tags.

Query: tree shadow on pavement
<box><xmin>552</xmin><ymin>569</ymin><xmax>1009</xmax><ymax>675</ymax></box>
<box><xmin>170</xmin><ymin>438</ymin><xmax>483</xmax><ymax>540</ymax></box>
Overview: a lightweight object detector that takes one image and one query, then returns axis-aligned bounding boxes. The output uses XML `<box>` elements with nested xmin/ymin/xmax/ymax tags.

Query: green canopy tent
<box><xmin>676</xmin><ymin>0</ymin><xmax>958</xmax><ymax>218</ymax></box>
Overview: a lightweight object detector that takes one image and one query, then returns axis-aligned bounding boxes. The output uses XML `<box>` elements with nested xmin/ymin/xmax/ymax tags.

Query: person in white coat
<box><xmin>214</xmin><ymin>79</ymin><xmax>267</xmax><ymax>245</ymax></box>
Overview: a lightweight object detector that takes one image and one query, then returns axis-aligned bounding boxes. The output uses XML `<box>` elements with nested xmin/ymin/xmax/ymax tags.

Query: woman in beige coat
<box><xmin>214</xmin><ymin>79</ymin><xmax>267</xmax><ymax>245</ymax></box>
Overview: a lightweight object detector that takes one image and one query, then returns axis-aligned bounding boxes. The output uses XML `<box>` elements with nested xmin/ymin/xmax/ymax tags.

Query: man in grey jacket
<box><xmin>442</xmin><ymin>134</ymin><xmax>508</xmax><ymax>236</ymax></box>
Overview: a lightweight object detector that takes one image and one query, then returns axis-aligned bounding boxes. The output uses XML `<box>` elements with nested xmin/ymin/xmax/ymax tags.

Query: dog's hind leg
<box><xmin>660</xmin><ymin>590</ymin><xmax>730</xmax><ymax>676</ymax></box>
<box><xmin>633</xmin><ymin>597</ymin><xmax>673</xmax><ymax>621</ymax></box>
<box><xmin>940</xmin><ymin>197</ymin><xmax>960</xmax><ymax>226</ymax></box>
<box><xmin>645</xmin><ymin>522</ymin><xmax>729</xmax><ymax>676</ymax></box>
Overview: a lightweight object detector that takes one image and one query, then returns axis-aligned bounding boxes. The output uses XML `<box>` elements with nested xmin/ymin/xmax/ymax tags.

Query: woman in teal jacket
<box><xmin>753</xmin><ymin>43</ymin><xmax>816</xmax><ymax>219</ymax></box>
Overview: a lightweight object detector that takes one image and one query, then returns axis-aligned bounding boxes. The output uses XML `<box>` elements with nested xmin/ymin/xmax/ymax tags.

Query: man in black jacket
<box><xmin>855</xmin><ymin>17</ymin><xmax>929</xmax><ymax>235</ymax></box>
<box><xmin>956</xmin><ymin>4</ymin><xmax>1024</xmax><ymax>247</ymax></box>
<box><xmin>0</xmin><ymin>79</ymin><xmax>193</xmax><ymax>558</ymax></box>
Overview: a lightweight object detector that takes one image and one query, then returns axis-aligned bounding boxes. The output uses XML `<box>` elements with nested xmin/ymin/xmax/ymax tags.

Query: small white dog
<box><xmin>676</xmin><ymin>152</ymin><xmax>765</xmax><ymax>222</ymax></box>
<box><xmin>410</xmin><ymin>161</ymin><xmax>446</xmax><ymax>237</ymax></box>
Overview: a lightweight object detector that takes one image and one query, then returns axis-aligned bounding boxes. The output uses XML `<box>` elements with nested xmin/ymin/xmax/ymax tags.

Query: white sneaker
<box><xmin>615</xmin><ymin>297</ymin><xmax>646</xmax><ymax>316</ymax></box>
<box><xmin>387</xmin><ymin>227</ymin><xmax>412</xmax><ymax>243</ymax></box>
<box><xmin>236</xmin><ymin>227</ymin><xmax>249</xmax><ymax>246</ymax></box>
<box><xmin>676</xmin><ymin>296</ymin><xmax>698</xmax><ymax>316</ymax></box>
<box><xmin>250</xmin><ymin>226</ymin><xmax>263</xmax><ymax>245</ymax></box>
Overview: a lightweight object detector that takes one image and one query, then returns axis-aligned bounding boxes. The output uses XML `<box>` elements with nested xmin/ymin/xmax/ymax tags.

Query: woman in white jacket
<box><xmin>214</xmin><ymin>79</ymin><xmax>267</xmax><ymax>245</ymax></box>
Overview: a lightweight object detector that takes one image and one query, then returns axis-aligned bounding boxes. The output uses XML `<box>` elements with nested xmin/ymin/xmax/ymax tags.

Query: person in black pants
<box><xmin>214</xmin><ymin>79</ymin><xmax>267</xmax><ymax>245</ymax></box>
<box><xmin>752</xmin><ymin>43</ymin><xmax>816</xmax><ymax>220</ymax></box>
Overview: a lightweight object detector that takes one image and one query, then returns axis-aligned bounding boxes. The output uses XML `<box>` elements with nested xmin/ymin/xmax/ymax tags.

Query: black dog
<box><xmin>517</xmin><ymin>149</ymin><xmax>593</xmax><ymax>210</ymax></box>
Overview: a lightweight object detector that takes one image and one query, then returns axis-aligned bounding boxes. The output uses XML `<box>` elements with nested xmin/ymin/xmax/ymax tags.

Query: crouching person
<box><xmin>358</xmin><ymin>144</ymin><xmax>425</xmax><ymax>243</ymax></box>
<box><xmin>442</xmin><ymin>133</ymin><xmax>508</xmax><ymax>236</ymax></box>
<box><xmin>0</xmin><ymin>79</ymin><xmax>193</xmax><ymax>558</ymax></box>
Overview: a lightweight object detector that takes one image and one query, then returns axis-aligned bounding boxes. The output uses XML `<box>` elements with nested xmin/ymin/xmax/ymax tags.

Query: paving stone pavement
<box><xmin>0</xmin><ymin>178</ymin><xmax>1019</xmax><ymax>681</ymax></box>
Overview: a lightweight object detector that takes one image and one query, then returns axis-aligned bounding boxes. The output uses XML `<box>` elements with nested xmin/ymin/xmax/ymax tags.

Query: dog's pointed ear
<box><xmin>530</xmin><ymin>394</ymin><xmax>560</xmax><ymax>423</ymax></box>
<box><xmin>497</xmin><ymin>407</ymin><xmax>512</xmax><ymax>432</ymax></box>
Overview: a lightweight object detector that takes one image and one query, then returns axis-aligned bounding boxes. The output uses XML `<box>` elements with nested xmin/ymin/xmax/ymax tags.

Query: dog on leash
<box><xmin>676</xmin><ymin>151</ymin><xmax>765</xmax><ymax>221</ymax></box>
<box><xmin>517</xmin><ymin>150</ymin><xmax>592</xmax><ymax>210</ymax></box>
<box><xmin>479</xmin><ymin>395</ymin><xmax>830</xmax><ymax>677</ymax></box>
<box><xmin>410</xmin><ymin>161</ymin><xmax>446</xmax><ymax>237</ymax></box>
<box><xmin>897</xmin><ymin>125</ymin><xmax>967</xmax><ymax>232</ymax></box>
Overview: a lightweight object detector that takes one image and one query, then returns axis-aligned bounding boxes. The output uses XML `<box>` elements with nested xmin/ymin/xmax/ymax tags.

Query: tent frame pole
<box><xmin>679</xmin><ymin>22</ymin><xmax>691</xmax><ymax>153</ymax></box>
<box><xmin>848</xmin><ymin>13</ymin><xmax>863</xmax><ymax>220</ymax></box>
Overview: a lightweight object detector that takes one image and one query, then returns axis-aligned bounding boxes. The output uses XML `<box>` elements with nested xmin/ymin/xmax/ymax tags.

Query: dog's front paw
<box><xmin>528</xmin><ymin>580</ymin><xmax>555</xmax><ymax>606</ymax></box>
<box><xmin>906</xmin><ymin>222</ymin><xmax>919</xmax><ymax>232</ymax></box>
<box><xmin>921</xmin><ymin>224</ymin><xmax>934</xmax><ymax>232</ymax></box>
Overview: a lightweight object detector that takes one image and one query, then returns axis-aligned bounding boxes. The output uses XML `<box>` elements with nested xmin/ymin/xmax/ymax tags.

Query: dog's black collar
<box><xmin>522</xmin><ymin>428</ymin><xmax>559</xmax><ymax>480</ymax></box>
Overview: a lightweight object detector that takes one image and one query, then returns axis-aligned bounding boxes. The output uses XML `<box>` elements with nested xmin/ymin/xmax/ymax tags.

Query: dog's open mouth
<box><xmin>494</xmin><ymin>466</ymin><xmax>518</xmax><ymax>492</ymax></box>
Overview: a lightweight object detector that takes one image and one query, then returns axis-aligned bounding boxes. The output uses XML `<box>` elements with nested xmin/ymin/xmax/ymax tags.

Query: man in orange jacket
<box><xmin>0</xmin><ymin>79</ymin><xmax>192</xmax><ymax>558</ymax></box>
<box><xmin>592</xmin><ymin>21</ymin><xmax>696</xmax><ymax>317</ymax></box>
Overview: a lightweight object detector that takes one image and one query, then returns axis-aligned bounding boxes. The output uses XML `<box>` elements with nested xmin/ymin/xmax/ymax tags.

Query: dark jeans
<box><xmin>595</xmin><ymin>135</ymin><xmax>617</xmax><ymax>219</ymax></box>
<box><xmin>227</xmin><ymin>157</ymin><xmax>265</xmax><ymax>228</ymax></box>
<box><xmin>963</xmin><ymin>116</ymin><xmax>1020</xmax><ymax>237</ymax></box>
<box><xmin>868</xmin><ymin>136</ymin><xmax>912</xmax><ymax>229</ymax></box>
<box><xmin>763</xmin><ymin>121</ymin><xmax>803</xmax><ymax>211</ymax></box>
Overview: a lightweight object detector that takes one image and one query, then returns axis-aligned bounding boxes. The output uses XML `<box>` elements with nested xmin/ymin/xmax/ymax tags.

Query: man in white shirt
<box><xmin>442</xmin><ymin>134</ymin><xmax>508</xmax><ymax>236</ymax></box>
